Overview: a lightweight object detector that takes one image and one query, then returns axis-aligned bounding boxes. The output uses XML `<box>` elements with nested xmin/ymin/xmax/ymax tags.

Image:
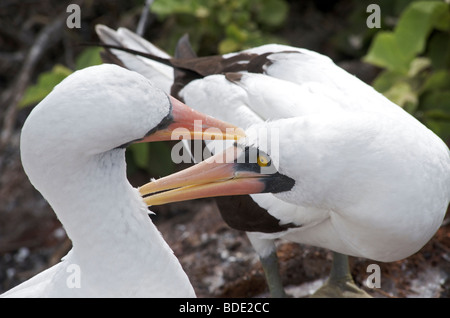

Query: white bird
<box><xmin>141</xmin><ymin>106</ymin><xmax>450</xmax><ymax>251</ymax></box>
<box><xmin>140</xmin><ymin>86</ymin><xmax>450</xmax><ymax>294</ymax></box>
<box><xmin>95</xmin><ymin>25</ymin><xmax>450</xmax><ymax>297</ymax></box>
<box><xmin>94</xmin><ymin>25</ymin><xmax>305</xmax><ymax>297</ymax></box>
<box><xmin>2</xmin><ymin>64</ymin><xmax>243</xmax><ymax>297</ymax></box>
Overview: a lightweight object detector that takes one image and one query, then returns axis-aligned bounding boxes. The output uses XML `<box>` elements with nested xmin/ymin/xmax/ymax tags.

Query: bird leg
<box><xmin>311</xmin><ymin>252</ymin><xmax>372</xmax><ymax>298</ymax></box>
<box><xmin>259</xmin><ymin>249</ymin><xmax>287</xmax><ymax>298</ymax></box>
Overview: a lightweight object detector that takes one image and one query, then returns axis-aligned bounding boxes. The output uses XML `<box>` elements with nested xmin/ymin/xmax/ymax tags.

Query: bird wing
<box><xmin>95</xmin><ymin>25</ymin><xmax>174</xmax><ymax>94</ymax></box>
<box><xmin>92</xmin><ymin>27</ymin><xmax>365</xmax><ymax>233</ymax></box>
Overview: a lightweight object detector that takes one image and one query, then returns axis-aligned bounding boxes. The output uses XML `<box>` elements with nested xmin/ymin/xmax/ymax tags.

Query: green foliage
<box><xmin>19</xmin><ymin>65</ymin><xmax>72</xmax><ymax>108</ymax></box>
<box><xmin>19</xmin><ymin>47</ymin><xmax>103</xmax><ymax>108</ymax></box>
<box><xmin>152</xmin><ymin>0</ymin><xmax>289</xmax><ymax>54</ymax></box>
<box><xmin>331</xmin><ymin>0</ymin><xmax>412</xmax><ymax>58</ymax></box>
<box><xmin>75</xmin><ymin>47</ymin><xmax>103</xmax><ymax>70</ymax></box>
<box><xmin>364</xmin><ymin>0</ymin><xmax>450</xmax><ymax>142</ymax></box>
<box><xmin>364</xmin><ymin>1</ymin><xmax>449</xmax><ymax>72</ymax></box>
<box><xmin>127</xmin><ymin>142</ymin><xmax>175</xmax><ymax>177</ymax></box>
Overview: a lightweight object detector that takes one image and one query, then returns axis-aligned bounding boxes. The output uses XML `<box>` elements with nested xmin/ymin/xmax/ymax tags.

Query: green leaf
<box><xmin>19</xmin><ymin>65</ymin><xmax>72</xmax><ymax>108</ymax></box>
<box><xmin>424</xmin><ymin>109</ymin><xmax>450</xmax><ymax>121</ymax></box>
<box><xmin>147</xmin><ymin>142</ymin><xmax>175</xmax><ymax>176</ymax></box>
<box><xmin>421</xmin><ymin>90</ymin><xmax>450</xmax><ymax>112</ymax></box>
<box><xmin>383</xmin><ymin>81</ymin><xmax>418</xmax><ymax>112</ymax></box>
<box><xmin>218</xmin><ymin>38</ymin><xmax>241</xmax><ymax>54</ymax></box>
<box><xmin>127</xmin><ymin>142</ymin><xmax>175</xmax><ymax>177</ymax></box>
<box><xmin>407</xmin><ymin>57</ymin><xmax>431</xmax><ymax>77</ymax></box>
<box><xmin>364</xmin><ymin>1</ymin><xmax>450</xmax><ymax>73</ymax></box>
<box><xmin>433</xmin><ymin>3</ymin><xmax>450</xmax><ymax>31</ymax></box>
<box><xmin>363</xmin><ymin>32</ymin><xmax>410</xmax><ymax>73</ymax></box>
<box><xmin>424</xmin><ymin>118</ymin><xmax>450</xmax><ymax>142</ymax></box>
<box><xmin>421</xmin><ymin>70</ymin><xmax>450</xmax><ymax>94</ymax></box>
<box><xmin>75</xmin><ymin>47</ymin><xmax>102</xmax><ymax>70</ymax></box>
<box><xmin>372</xmin><ymin>70</ymin><xmax>407</xmax><ymax>93</ymax></box>
<box><xmin>256</xmin><ymin>0</ymin><xmax>288</xmax><ymax>28</ymax></box>
<box><xmin>232</xmin><ymin>10</ymin><xmax>251</xmax><ymax>26</ymax></box>
<box><xmin>128</xmin><ymin>143</ymin><xmax>150</xmax><ymax>170</ymax></box>
<box><xmin>152</xmin><ymin>0</ymin><xmax>199</xmax><ymax>17</ymax></box>
<box><xmin>395</xmin><ymin>1</ymin><xmax>449</xmax><ymax>58</ymax></box>
<box><xmin>217</xmin><ymin>8</ymin><xmax>232</xmax><ymax>25</ymax></box>
<box><xmin>194</xmin><ymin>6</ymin><xmax>210</xmax><ymax>18</ymax></box>
<box><xmin>428</xmin><ymin>32</ymin><xmax>450</xmax><ymax>70</ymax></box>
<box><xmin>225</xmin><ymin>23</ymin><xmax>248</xmax><ymax>42</ymax></box>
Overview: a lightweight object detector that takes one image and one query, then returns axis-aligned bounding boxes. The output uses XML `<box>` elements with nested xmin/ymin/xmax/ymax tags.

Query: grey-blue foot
<box><xmin>260</xmin><ymin>250</ymin><xmax>287</xmax><ymax>298</ymax></box>
<box><xmin>311</xmin><ymin>252</ymin><xmax>371</xmax><ymax>298</ymax></box>
<box><xmin>311</xmin><ymin>276</ymin><xmax>371</xmax><ymax>298</ymax></box>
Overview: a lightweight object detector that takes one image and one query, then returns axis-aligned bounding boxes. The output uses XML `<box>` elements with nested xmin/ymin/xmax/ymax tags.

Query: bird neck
<box><xmin>44</xmin><ymin>149</ymin><xmax>154</xmax><ymax>255</ymax></box>
<box><xmin>34</xmin><ymin>149</ymin><xmax>194</xmax><ymax>296</ymax></box>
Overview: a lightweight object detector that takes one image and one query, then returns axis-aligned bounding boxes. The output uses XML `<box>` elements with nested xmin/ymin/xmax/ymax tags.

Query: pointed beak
<box><xmin>139</xmin><ymin>96</ymin><xmax>245</xmax><ymax>142</ymax></box>
<box><xmin>139</xmin><ymin>144</ymin><xmax>295</xmax><ymax>206</ymax></box>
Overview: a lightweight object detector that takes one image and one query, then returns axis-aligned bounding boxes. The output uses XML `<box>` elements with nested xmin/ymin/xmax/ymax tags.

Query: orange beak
<box><xmin>140</xmin><ymin>96</ymin><xmax>245</xmax><ymax>142</ymax></box>
<box><xmin>139</xmin><ymin>144</ymin><xmax>295</xmax><ymax>206</ymax></box>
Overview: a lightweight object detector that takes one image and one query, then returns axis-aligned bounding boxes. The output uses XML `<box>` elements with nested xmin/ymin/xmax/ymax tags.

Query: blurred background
<box><xmin>0</xmin><ymin>0</ymin><xmax>449</xmax><ymax>297</ymax></box>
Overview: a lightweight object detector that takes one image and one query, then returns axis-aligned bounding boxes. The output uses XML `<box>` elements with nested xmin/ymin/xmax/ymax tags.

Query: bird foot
<box><xmin>310</xmin><ymin>277</ymin><xmax>371</xmax><ymax>298</ymax></box>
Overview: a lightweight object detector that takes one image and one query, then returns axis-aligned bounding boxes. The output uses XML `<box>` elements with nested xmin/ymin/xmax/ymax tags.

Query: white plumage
<box><xmin>240</xmin><ymin>113</ymin><xmax>448</xmax><ymax>262</ymax></box>
<box><xmin>147</xmin><ymin>68</ymin><xmax>449</xmax><ymax>262</ymax></box>
<box><xmin>96</xmin><ymin>25</ymin><xmax>450</xmax><ymax>297</ymax></box>
<box><xmin>3</xmin><ymin>64</ymin><xmax>235</xmax><ymax>297</ymax></box>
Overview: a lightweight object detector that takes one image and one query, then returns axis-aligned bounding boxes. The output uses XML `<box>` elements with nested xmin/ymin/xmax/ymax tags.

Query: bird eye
<box><xmin>257</xmin><ymin>154</ymin><xmax>270</xmax><ymax>167</ymax></box>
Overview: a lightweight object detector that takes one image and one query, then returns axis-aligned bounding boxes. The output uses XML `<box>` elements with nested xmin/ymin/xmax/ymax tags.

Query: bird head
<box><xmin>139</xmin><ymin>120</ymin><xmax>296</xmax><ymax>206</ymax></box>
<box><xmin>20</xmin><ymin>64</ymin><xmax>244</xmax><ymax>198</ymax></box>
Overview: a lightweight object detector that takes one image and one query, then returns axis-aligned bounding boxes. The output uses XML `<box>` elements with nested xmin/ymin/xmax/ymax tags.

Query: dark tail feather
<box><xmin>171</xmin><ymin>35</ymin><xmax>200</xmax><ymax>100</ymax></box>
<box><xmin>92</xmin><ymin>42</ymin><xmax>174</xmax><ymax>67</ymax></box>
<box><xmin>174</xmin><ymin>34</ymin><xmax>197</xmax><ymax>59</ymax></box>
